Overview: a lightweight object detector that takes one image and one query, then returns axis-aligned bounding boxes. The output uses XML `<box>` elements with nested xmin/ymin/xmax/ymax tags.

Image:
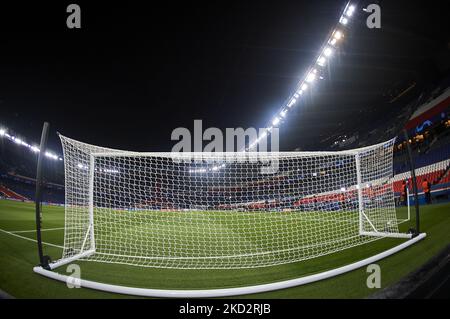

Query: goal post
<box><xmin>34</xmin><ymin>134</ymin><xmax>425</xmax><ymax>297</ymax></box>
<box><xmin>355</xmin><ymin>152</ymin><xmax>411</xmax><ymax>239</ymax></box>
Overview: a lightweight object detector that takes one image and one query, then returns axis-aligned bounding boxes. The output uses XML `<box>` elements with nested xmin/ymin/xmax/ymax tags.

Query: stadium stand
<box><xmin>0</xmin><ymin>184</ymin><xmax>28</xmax><ymax>201</ymax></box>
<box><xmin>0</xmin><ymin>135</ymin><xmax>65</xmax><ymax>204</ymax></box>
<box><xmin>0</xmin><ymin>74</ymin><xmax>449</xmax><ymax>207</ymax></box>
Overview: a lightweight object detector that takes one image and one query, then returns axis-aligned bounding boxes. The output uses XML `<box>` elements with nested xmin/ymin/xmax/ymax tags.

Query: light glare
<box><xmin>306</xmin><ymin>72</ymin><xmax>316</xmax><ymax>83</ymax></box>
<box><xmin>334</xmin><ymin>31</ymin><xmax>343</xmax><ymax>40</ymax></box>
<box><xmin>340</xmin><ymin>16</ymin><xmax>348</xmax><ymax>25</ymax></box>
<box><xmin>346</xmin><ymin>5</ymin><xmax>355</xmax><ymax>17</ymax></box>
<box><xmin>317</xmin><ymin>56</ymin><xmax>326</xmax><ymax>66</ymax></box>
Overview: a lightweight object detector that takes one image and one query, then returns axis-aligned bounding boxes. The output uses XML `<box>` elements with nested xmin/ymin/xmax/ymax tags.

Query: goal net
<box><xmin>58</xmin><ymin>135</ymin><xmax>409</xmax><ymax>269</ymax></box>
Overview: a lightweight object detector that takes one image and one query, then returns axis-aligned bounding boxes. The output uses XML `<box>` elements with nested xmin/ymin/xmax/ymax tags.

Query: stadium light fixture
<box><xmin>251</xmin><ymin>1</ymin><xmax>355</xmax><ymax>153</ymax></box>
<box><xmin>191</xmin><ymin>1</ymin><xmax>357</xmax><ymax>172</ymax></box>
<box><xmin>272</xmin><ymin>117</ymin><xmax>280</xmax><ymax>126</ymax></box>
<box><xmin>45</xmin><ymin>151</ymin><xmax>58</xmax><ymax>160</ymax></box>
<box><xmin>306</xmin><ymin>71</ymin><xmax>316</xmax><ymax>83</ymax></box>
<box><xmin>287</xmin><ymin>98</ymin><xmax>296</xmax><ymax>107</ymax></box>
<box><xmin>1</xmin><ymin>125</ymin><xmax>63</xmax><ymax>161</ymax></box>
<box><xmin>339</xmin><ymin>16</ymin><xmax>348</xmax><ymax>25</ymax></box>
<box><xmin>317</xmin><ymin>56</ymin><xmax>326</xmax><ymax>67</ymax></box>
<box><xmin>333</xmin><ymin>30</ymin><xmax>343</xmax><ymax>40</ymax></box>
<box><xmin>323</xmin><ymin>47</ymin><xmax>333</xmax><ymax>57</ymax></box>
<box><xmin>345</xmin><ymin>5</ymin><xmax>355</xmax><ymax>17</ymax></box>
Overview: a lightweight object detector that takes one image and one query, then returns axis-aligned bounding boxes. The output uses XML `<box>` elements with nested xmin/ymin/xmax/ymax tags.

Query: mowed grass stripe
<box><xmin>1</xmin><ymin>199</ymin><xmax>449</xmax><ymax>298</ymax></box>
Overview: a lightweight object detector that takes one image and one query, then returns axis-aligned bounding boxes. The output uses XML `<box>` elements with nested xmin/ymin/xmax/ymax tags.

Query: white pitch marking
<box><xmin>0</xmin><ymin>228</ymin><xmax>64</xmax><ymax>249</ymax></box>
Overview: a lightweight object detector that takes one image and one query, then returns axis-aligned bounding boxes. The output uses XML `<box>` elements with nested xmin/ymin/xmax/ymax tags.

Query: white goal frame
<box><xmin>34</xmin><ymin>137</ymin><xmax>426</xmax><ymax>297</ymax></box>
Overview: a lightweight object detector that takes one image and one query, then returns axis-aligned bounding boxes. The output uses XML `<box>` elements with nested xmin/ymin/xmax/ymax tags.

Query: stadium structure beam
<box><xmin>35</xmin><ymin>122</ymin><xmax>52</xmax><ymax>270</ymax></box>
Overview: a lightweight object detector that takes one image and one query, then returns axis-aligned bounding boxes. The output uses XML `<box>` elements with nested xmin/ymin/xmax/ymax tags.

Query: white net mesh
<box><xmin>59</xmin><ymin>136</ymin><xmax>403</xmax><ymax>269</ymax></box>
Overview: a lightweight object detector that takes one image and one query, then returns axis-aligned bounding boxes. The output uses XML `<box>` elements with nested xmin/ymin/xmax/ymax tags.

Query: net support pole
<box><xmin>403</xmin><ymin>129</ymin><xmax>420</xmax><ymax>234</ymax></box>
<box><xmin>355</xmin><ymin>153</ymin><xmax>364</xmax><ymax>234</ymax></box>
<box><xmin>35</xmin><ymin>122</ymin><xmax>51</xmax><ymax>269</ymax></box>
<box><xmin>88</xmin><ymin>154</ymin><xmax>96</xmax><ymax>251</ymax></box>
<box><xmin>406</xmin><ymin>187</ymin><xmax>411</xmax><ymax>222</ymax></box>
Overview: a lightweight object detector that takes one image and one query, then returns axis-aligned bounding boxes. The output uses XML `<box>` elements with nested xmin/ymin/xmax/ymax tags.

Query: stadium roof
<box><xmin>0</xmin><ymin>1</ymin><xmax>449</xmax><ymax>152</ymax></box>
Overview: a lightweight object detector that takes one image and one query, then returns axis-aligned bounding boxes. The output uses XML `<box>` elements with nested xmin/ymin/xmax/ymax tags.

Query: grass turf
<box><xmin>0</xmin><ymin>199</ymin><xmax>448</xmax><ymax>298</ymax></box>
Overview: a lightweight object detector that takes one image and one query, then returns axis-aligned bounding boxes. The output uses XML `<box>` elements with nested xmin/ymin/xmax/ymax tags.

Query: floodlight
<box><xmin>339</xmin><ymin>16</ymin><xmax>348</xmax><ymax>25</ymax></box>
<box><xmin>301</xmin><ymin>83</ymin><xmax>308</xmax><ymax>91</ymax></box>
<box><xmin>333</xmin><ymin>31</ymin><xmax>343</xmax><ymax>40</ymax></box>
<box><xmin>323</xmin><ymin>47</ymin><xmax>333</xmax><ymax>57</ymax></box>
<box><xmin>306</xmin><ymin>72</ymin><xmax>316</xmax><ymax>83</ymax></box>
<box><xmin>317</xmin><ymin>56</ymin><xmax>326</xmax><ymax>67</ymax></box>
<box><xmin>0</xmin><ymin>129</ymin><xmax>5</xmax><ymax>136</ymax></box>
<box><xmin>288</xmin><ymin>98</ymin><xmax>297</xmax><ymax>107</ymax></box>
<box><xmin>346</xmin><ymin>5</ymin><xmax>355</xmax><ymax>17</ymax></box>
<box><xmin>31</xmin><ymin>146</ymin><xmax>40</xmax><ymax>153</ymax></box>
<box><xmin>272</xmin><ymin>117</ymin><xmax>280</xmax><ymax>126</ymax></box>
<box><xmin>45</xmin><ymin>152</ymin><xmax>58</xmax><ymax>160</ymax></box>
<box><xmin>340</xmin><ymin>187</ymin><xmax>346</xmax><ymax>192</ymax></box>
<box><xmin>14</xmin><ymin>137</ymin><xmax>22</xmax><ymax>145</ymax></box>
<box><xmin>280</xmin><ymin>110</ymin><xmax>287</xmax><ymax>118</ymax></box>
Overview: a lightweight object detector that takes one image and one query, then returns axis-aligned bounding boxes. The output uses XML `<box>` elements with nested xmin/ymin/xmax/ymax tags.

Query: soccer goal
<box><xmin>34</xmin><ymin>132</ymin><xmax>426</xmax><ymax>297</ymax></box>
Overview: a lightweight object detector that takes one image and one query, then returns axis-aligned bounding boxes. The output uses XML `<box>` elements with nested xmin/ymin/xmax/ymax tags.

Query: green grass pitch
<box><xmin>0</xmin><ymin>199</ymin><xmax>449</xmax><ymax>298</ymax></box>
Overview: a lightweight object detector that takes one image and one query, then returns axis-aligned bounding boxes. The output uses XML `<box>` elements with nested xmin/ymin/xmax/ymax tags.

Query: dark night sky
<box><xmin>0</xmin><ymin>1</ymin><xmax>449</xmax><ymax>153</ymax></box>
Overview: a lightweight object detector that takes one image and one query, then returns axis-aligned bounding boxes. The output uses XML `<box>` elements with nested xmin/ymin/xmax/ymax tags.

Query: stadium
<box><xmin>0</xmin><ymin>1</ymin><xmax>449</xmax><ymax>302</ymax></box>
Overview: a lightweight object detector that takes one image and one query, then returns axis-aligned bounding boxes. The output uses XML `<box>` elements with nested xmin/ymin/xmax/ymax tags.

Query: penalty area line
<box><xmin>0</xmin><ymin>228</ymin><xmax>63</xmax><ymax>249</ymax></box>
